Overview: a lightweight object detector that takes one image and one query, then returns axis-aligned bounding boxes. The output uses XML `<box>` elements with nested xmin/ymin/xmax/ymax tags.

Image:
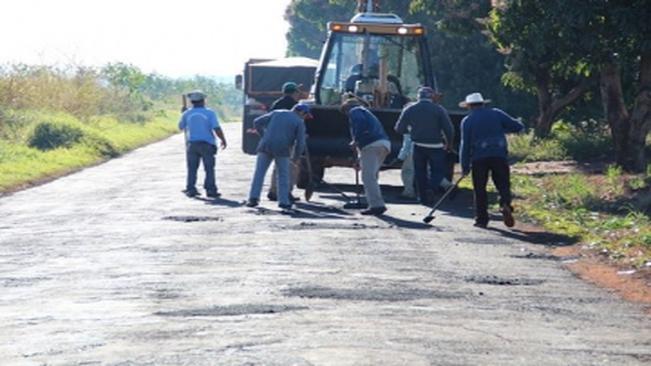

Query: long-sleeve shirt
<box><xmin>347</xmin><ymin>106</ymin><xmax>389</xmax><ymax>148</ymax></box>
<box><xmin>397</xmin><ymin>134</ymin><xmax>413</xmax><ymax>161</ymax></box>
<box><xmin>394</xmin><ymin>99</ymin><xmax>453</xmax><ymax>147</ymax></box>
<box><xmin>254</xmin><ymin>110</ymin><xmax>306</xmax><ymax>159</ymax></box>
<box><xmin>178</xmin><ymin>106</ymin><xmax>220</xmax><ymax>145</ymax></box>
<box><xmin>459</xmin><ymin>107</ymin><xmax>525</xmax><ymax>172</ymax></box>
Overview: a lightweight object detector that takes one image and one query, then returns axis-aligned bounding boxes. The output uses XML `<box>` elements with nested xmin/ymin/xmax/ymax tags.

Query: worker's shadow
<box><xmin>193</xmin><ymin>196</ymin><xmax>242</xmax><ymax>208</ymax></box>
<box><xmin>374</xmin><ymin>214</ymin><xmax>440</xmax><ymax>231</ymax></box>
<box><xmin>487</xmin><ymin>226</ymin><xmax>578</xmax><ymax>247</ymax></box>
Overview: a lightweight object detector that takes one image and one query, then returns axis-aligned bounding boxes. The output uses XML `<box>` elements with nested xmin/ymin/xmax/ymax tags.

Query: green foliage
<box><xmin>509</xmin><ymin>120</ymin><xmax>612</xmax><ymax>163</ymax></box>
<box><xmin>284</xmin><ymin>0</ymin><xmax>536</xmax><ymax>117</ymax></box>
<box><xmin>0</xmin><ymin>111</ymin><xmax>177</xmax><ymax>192</ymax></box>
<box><xmin>28</xmin><ymin>121</ymin><xmax>84</xmax><ymax>151</ymax></box>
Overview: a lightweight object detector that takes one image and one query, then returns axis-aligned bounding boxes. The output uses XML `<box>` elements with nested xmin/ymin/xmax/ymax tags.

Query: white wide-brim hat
<box><xmin>459</xmin><ymin>92</ymin><xmax>491</xmax><ymax>108</ymax></box>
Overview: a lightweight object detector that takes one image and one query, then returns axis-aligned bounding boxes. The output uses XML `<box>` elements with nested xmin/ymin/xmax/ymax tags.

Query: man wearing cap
<box><xmin>394</xmin><ymin>86</ymin><xmax>454</xmax><ymax>206</ymax></box>
<box><xmin>459</xmin><ymin>92</ymin><xmax>524</xmax><ymax>228</ymax></box>
<box><xmin>341</xmin><ymin>97</ymin><xmax>390</xmax><ymax>215</ymax></box>
<box><xmin>178</xmin><ymin>90</ymin><xmax>227</xmax><ymax>198</ymax></box>
<box><xmin>245</xmin><ymin>103</ymin><xmax>310</xmax><ymax>210</ymax></box>
<box><xmin>267</xmin><ymin>82</ymin><xmax>302</xmax><ymax>202</ymax></box>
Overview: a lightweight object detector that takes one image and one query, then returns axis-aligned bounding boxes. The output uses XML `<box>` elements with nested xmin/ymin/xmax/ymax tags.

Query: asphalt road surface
<box><xmin>1</xmin><ymin>123</ymin><xmax>649</xmax><ymax>365</ymax></box>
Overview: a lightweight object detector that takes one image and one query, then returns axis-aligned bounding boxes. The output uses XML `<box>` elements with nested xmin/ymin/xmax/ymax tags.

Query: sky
<box><xmin>0</xmin><ymin>0</ymin><xmax>292</xmax><ymax>78</ymax></box>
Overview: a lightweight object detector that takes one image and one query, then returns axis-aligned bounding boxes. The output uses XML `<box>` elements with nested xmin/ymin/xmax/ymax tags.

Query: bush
<box><xmin>28</xmin><ymin>121</ymin><xmax>84</xmax><ymax>151</ymax></box>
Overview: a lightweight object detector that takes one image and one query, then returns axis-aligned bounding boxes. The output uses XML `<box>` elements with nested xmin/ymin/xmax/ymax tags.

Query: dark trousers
<box><xmin>186</xmin><ymin>141</ymin><xmax>217</xmax><ymax>194</ymax></box>
<box><xmin>413</xmin><ymin>145</ymin><xmax>447</xmax><ymax>202</ymax></box>
<box><xmin>471</xmin><ymin>157</ymin><xmax>512</xmax><ymax>224</ymax></box>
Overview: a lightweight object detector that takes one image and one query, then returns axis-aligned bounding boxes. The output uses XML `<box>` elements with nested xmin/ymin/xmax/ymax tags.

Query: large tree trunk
<box><xmin>534</xmin><ymin>72</ymin><xmax>593</xmax><ymax>138</ymax></box>
<box><xmin>624</xmin><ymin>51</ymin><xmax>651</xmax><ymax>172</ymax></box>
<box><xmin>598</xmin><ymin>56</ymin><xmax>651</xmax><ymax>173</ymax></box>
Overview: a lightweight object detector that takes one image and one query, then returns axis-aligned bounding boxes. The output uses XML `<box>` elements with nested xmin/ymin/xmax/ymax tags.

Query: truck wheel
<box><xmin>297</xmin><ymin>159</ymin><xmax>324</xmax><ymax>189</ymax></box>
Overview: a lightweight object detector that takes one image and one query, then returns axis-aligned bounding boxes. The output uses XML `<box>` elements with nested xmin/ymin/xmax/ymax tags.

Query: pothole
<box><xmin>154</xmin><ymin>304</ymin><xmax>307</xmax><ymax>317</ymax></box>
<box><xmin>162</xmin><ymin>216</ymin><xmax>223</xmax><ymax>222</ymax></box>
<box><xmin>454</xmin><ymin>237</ymin><xmax>511</xmax><ymax>245</ymax></box>
<box><xmin>0</xmin><ymin>277</ymin><xmax>50</xmax><ymax>287</ymax></box>
<box><xmin>283</xmin><ymin>285</ymin><xmax>468</xmax><ymax>302</ymax></box>
<box><xmin>465</xmin><ymin>275</ymin><xmax>545</xmax><ymax>286</ymax></box>
<box><xmin>283</xmin><ymin>222</ymin><xmax>391</xmax><ymax>230</ymax></box>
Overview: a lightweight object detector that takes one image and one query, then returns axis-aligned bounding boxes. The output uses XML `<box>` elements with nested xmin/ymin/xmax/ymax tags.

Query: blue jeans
<box><xmin>186</xmin><ymin>141</ymin><xmax>217</xmax><ymax>194</ymax></box>
<box><xmin>413</xmin><ymin>145</ymin><xmax>447</xmax><ymax>200</ymax></box>
<box><xmin>249</xmin><ymin>152</ymin><xmax>290</xmax><ymax>206</ymax></box>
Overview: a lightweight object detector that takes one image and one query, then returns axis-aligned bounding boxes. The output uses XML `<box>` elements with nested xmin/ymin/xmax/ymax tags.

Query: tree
<box><xmin>488</xmin><ymin>0</ymin><xmax>596</xmax><ymax>138</ymax></box>
<box><xmin>587</xmin><ymin>1</ymin><xmax>651</xmax><ymax>172</ymax></box>
<box><xmin>284</xmin><ymin>0</ymin><xmax>536</xmax><ymax>116</ymax></box>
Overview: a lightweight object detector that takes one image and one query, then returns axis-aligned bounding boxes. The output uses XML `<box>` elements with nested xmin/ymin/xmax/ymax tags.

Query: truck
<box><xmin>241</xmin><ymin>0</ymin><xmax>464</xmax><ymax>187</ymax></box>
<box><xmin>237</xmin><ymin>57</ymin><xmax>318</xmax><ymax>154</ymax></box>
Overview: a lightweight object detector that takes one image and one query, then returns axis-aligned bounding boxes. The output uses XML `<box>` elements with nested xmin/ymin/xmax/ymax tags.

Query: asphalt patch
<box><xmin>154</xmin><ymin>304</ymin><xmax>307</xmax><ymax>317</ymax></box>
<box><xmin>512</xmin><ymin>252</ymin><xmax>580</xmax><ymax>262</ymax></box>
<box><xmin>283</xmin><ymin>285</ymin><xmax>468</xmax><ymax>302</ymax></box>
<box><xmin>162</xmin><ymin>215</ymin><xmax>223</xmax><ymax>222</ymax></box>
<box><xmin>465</xmin><ymin>275</ymin><xmax>545</xmax><ymax>286</ymax></box>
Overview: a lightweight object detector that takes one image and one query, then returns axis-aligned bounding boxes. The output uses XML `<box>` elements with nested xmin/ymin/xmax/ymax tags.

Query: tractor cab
<box><xmin>313</xmin><ymin>13</ymin><xmax>434</xmax><ymax>110</ymax></box>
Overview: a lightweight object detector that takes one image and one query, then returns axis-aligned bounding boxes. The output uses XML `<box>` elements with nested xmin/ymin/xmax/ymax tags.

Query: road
<box><xmin>1</xmin><ymin>122</ymin><xmax>649</xmax><ymax>365</ymax></box>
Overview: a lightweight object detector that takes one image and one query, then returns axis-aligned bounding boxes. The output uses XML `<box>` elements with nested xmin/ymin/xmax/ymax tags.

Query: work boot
<box><xmin>501</xmin><ymin>204</ymin><xmax>515</xmax><ymax>228</ymax></box>
<box><xmin>183</xmin><ymin>189</ymin><xmax>199</xmax><ymax>198</ymax></box>
<box><xmin>267</xmin><ymin>192</ymin><xmax>277</xmax><ymax>201</ymax></box>
<box><xmin>245</xmin><ymin>198</ymin><xmax>259</xmax><ymax>207</ymax></box>
<box><xmin>206</xmin><ymin>191</ymin><xmax>221</xmax><ymax>199</ymax></box>
<box><xmin>361</xmin><ymin>206</ymin><xmax>387</xmax><ymax>216</ymax></box>
<box><xmin>473</xmin><ymin>221</ymin><xmax>488</xmax><ymax>229</ymax></box>
<box><xmin>420</xmin><ymin>189</ymin><xmax>435</xmax><ymax>206</ymax></box>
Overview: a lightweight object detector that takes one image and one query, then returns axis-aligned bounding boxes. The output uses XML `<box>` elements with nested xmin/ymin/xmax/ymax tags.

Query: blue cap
<box><xmin>292</xmin><ymin>103</ymin><xmax>313</xmax><ymax>119</ymax></box>
<box><xmin>418</xmin><ymin>86</ymin><xmax>435</xmax><ymax>99</ymax></box>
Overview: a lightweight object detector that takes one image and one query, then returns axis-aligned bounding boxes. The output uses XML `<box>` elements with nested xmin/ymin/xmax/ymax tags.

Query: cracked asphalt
<box><xmin>1</xmin><ymin>122</ymin><xmax>650</xmax><ymax>365</ymax></box>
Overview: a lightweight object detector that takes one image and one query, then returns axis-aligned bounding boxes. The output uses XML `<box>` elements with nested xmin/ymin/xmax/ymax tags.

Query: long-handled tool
<box><xmin>423</xmin><ymin>174</ymin><xmax>467</xmax><ymax>224</ymax></box>
<box><xmin>343</xmin><ymin>155</ymin><xmax>367</xmax><ymax>209</ymax></box>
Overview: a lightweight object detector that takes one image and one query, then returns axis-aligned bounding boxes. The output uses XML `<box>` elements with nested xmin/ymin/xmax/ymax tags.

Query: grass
<box><xmin>458</xmin><ymin>161</ymin><xmax>651</xmax><ymax>268</ymax></box>
<box><xmin>0</xmin><ymin>109</ymin><xmax>177</xmax><ymax>192</ymax></box>
<box><xmin>511</xmin><ymin>170</ymin><xmax>651</xmax><ymax>268</ymax></box>
<box><xmin>509</xmin><ymin>120</ymin><xmax>613</xmax><ymax>163</ymax></box>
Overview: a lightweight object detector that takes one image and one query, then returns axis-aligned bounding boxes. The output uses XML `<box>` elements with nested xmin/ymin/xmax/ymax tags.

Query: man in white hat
<box><xmin>459</xmin><ymin>92</ymin><xmax>524</xmax><ymax>228</ymax></box>
<box><xmin>178</xmin><ymin>90</ymin><xmax>227</xmax><ymax>198</ymax></box>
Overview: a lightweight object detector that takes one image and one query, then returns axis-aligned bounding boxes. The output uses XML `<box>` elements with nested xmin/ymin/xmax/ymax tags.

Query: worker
<box><xmin>341</xmin><ymin>96</ymin><xmax>390</xmax><ymax>215</ymax></box>
<box><xmin>393</xmin><ymin>133</ymin><xmax>416</xmax><ymax>200</ymax></box>
<box><xmin>394</xmin><ymin>86</ymin><xmax>454</xmax><ymax>206</ymax></box>
<box><xmin>178</xmin><ymin>90</ymin><xmax>227</xmax><ymax>198</ymax></box>
<box><xmin>246</xmin><ymin>103</ymin><xmax>310</xmax><ymax>210</ymax></box>
<box><xmin>267</xmin><ymin>82</ymin><xmax>303</xmax><ymax>202</ymax></box>
<box><xmin>459</xmin><ymin>92</ymin><xmax>524</xmax><ymax>228</ymax></box>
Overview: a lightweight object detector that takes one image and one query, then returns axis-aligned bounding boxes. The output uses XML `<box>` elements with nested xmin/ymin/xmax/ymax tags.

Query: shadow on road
<box><xmin>374</xmin><ymin>214</ymin><xmax>439</xmax><ymax>231</ymax></box>
<box><xmin>193</xmin><ymin>196</ymin><xmax>243</xmax><ymax>208</ymax></box>
<box><xmin>487</xmin><ymin>226</ymin><xmax>578</xmax><ymax>247</ymax></box>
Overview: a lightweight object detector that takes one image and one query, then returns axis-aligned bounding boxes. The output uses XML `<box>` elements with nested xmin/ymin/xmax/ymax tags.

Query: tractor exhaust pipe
<box><xmin>357</xmin><ymin>0</ymin><xmax>379</xmax><ymax>13</ymax></box>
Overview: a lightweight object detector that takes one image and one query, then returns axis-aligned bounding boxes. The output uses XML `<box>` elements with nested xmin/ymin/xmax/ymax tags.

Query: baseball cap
<box><xmin>418</xmin><ymin>86</ymin><xmax>435</xmax><ymax>100</ymax></box>
<box><xmin>292</xmin><ymin>103</ymin><xmax>313</xmax><ymax>119</ymax></box>
<box><xmin>282</xmin><ymin>82</ymin><xmax>299</xmax><ymax>94</ymax></box>
<box><xmin>187</xmin><ymin>90</ymin><xmax>206</xmax><ymax>102</ymax></box>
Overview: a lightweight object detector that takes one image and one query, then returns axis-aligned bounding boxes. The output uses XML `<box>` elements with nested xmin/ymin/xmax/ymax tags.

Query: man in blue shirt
<box><xmin>459</xmin><ymin>92</ymin><xmax>524</xmax><ymax>228</ymax></box>
<box><xmin>178</xmin><ymin>90</ymin><xmax>227</xmax><ymax>198</ymax></box>
<box><xmin>395</xmin><ymin>86</ymin><xmax>454</xmax><ymax>206</ymax></box>
<box><xmin>341</xmin><ymin>97</ymin><xmax>390</xmax><ymax>216</ymax></box>
<box><xmin>245</xmin><ymin>103</ymin><xmax>309</xmax><ymax>210</ymax></box>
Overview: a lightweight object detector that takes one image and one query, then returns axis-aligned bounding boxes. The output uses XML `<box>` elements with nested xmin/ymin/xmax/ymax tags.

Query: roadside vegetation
<box><xmin>0</xmin><ymin>63</ymin><xmax>241</xmax><ymax>192</ymax></box>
